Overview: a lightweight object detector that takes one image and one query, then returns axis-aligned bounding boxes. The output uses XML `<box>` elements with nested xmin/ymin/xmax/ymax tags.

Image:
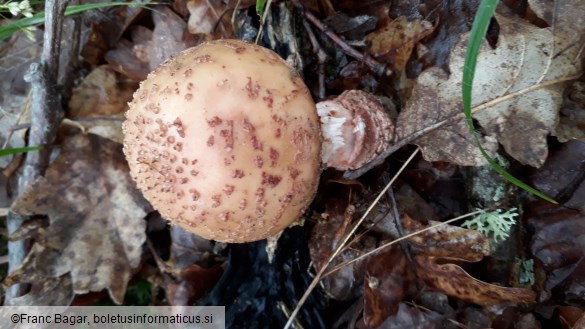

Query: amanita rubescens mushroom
<box><xmin>123</xmin><ymin>39</ymin><xmax>393</xmax><ymax>243</ymax></box>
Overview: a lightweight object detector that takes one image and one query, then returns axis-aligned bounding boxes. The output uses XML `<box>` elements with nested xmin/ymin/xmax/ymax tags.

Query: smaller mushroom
<box><xmin>123</xmin><ymin>39</ymin><xmax>395</xmax><ymax>243</ymax></box>
<box><xmin>317</xmin><ymin>90</ymin><xmax>395</xmax><ymax>170</ymax></box>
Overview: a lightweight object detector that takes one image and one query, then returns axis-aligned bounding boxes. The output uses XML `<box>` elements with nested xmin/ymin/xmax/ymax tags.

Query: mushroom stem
<box><xmin>316</xmin><ymin>90</ymin><xmax>395</xmax><ymax>171</ymax></box>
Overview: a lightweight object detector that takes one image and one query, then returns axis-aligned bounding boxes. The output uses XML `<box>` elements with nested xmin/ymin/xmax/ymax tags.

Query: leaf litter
<box><xmin>1</xmin><ymin>0</ymin><xmax>585</xmax><ymax>328</ymax></box>
<box><xmin>6</xmin><ymin>134</ymin><xmax>150</xmax><ymax>304</ymax></box>
<box><xmin>396</xmin><ymin>5</ymin><xmax>584</xmax><ymax>167</ymax></box>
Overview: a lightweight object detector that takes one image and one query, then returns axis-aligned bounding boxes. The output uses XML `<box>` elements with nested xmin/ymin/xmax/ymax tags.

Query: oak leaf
<box><xmin>397</xmin><ymin>6</ymin><xmax>584</xmax><ymax>167</ymax></box>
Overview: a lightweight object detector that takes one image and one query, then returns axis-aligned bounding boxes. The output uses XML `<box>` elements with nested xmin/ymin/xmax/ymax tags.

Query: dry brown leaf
<box><xmin>169</xmin><ymin>225</ymin><xmax>216</xmax><ymax>267</ymax></box>
<box><xmin>0</xmin><ymin>30</ymin><xmax>41</xmax><ymax>168</ymax></box>
<box><xmin>149</xmin><ymin>7</ymin><xmax>190</xmax><ymax>69</ymax></box>
<box><xmin>401</xmin><ymin>214</ymin><xmax>536</xmax><ymax>305</ymax></box>
<box><xmin>363</xmin><ymin>245</ymin><xmax>410</xmax><ymax>328</ymax></box>
<box><xmin>4</xmin><ymin>274</ymin><xmax>73</xmax><ymax>306</ymax></box>
<box><xmin>68</xmin><ymin>65</ymin><xmax>136</xmax><ymax>118</ymax></box>
<box><xmin>366</xmin><ymin>302</ymin><xmax>444</xmax><ymax>329</ymax></box>
<box><xmin>8</xmin><ymin>134</ymin><xmax>150</xmax><ymax>304</ymax></box>
<box><xmin>397</xmin><ymin>6</ymin><xmax>584</xmax><ymax>167</ymax></box>
<box><xmin>165</xmin><ymin>263</ymin><xmax>224</xmax><ymax>306</ymax></box>
<box><xmin>557</xmin><ymin>81</ymin><xmax>585</xmax><ymax>142</ymax></box>
<box><xmin>528</xmin><ymin>205</ymin><xmax>585</xmax><ymax>303</ymax></box>
<box><xmin>105</xmin><ymin>37</ymin><xmax>151</xmax><ymax>82</ymax></box>
<box><xmin>186</xmin><ymin>0</ymin><xmax>232</xmax><ymax>36</ymax></box>
<box><xmin>366</xmin><ymin>17</ymin><xmax>434</xmax><ymax>73</ymax></box>
<box><xmin>402</xmin><ymin>214</ymin><xmax>490</xmax><ymax>260</ymax></box>
<box><xmin>67</xmin><ymin>65</ymin><xmax>135</xmax><ymax>142</ymax></box>
<box><xmin>531</xmin><ymin>140</ymin><xmax>585</xmax><ymax>211</ymax></box>
<box><xmin>309</xmin><ymin>203</ymin><xmax>375</xmax><ymax>301</ymax></box>
<box><xmin>63</xmin><ymin>116</ymin><xmax>126</xmax><ymax>144</ymax></box>
<box><xmin>324</xmin><ymin>13</ymin><xmax>377</xmax><ymax>40</ymax></box>
<box><xmin>415</xmin><ymin>256</ymin><xmax>537</xmax><ymax>305</ymax></box>
<box><xmin>80</xmin><ymin>5</ymin><xmax>145</xmax><ymax>65</ymax></box>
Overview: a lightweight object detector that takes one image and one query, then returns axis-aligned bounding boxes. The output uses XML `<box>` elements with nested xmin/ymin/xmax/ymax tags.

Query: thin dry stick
<box><xmin>204</xmin><ymin>0</ymin><xmax>226</xmax><ymax>36</ymax></box>
<box><xmin>283</xmin><ymin>147</ymin><xmax>420</xmax><ymax>329</ymax></box>
<box><xmin>6</xmin><ymin>0</ymin><xmax>69</xmax><ymax>301</ymax></box>
<box><xmin>324</xmin><ymin>210</ymin><xmax>483</xmax><ymax>277</ymax></box>
<box><xmin>230</xmin><ymin>0</ymin><xmax>242</xmax><ymax>32</ymax></box>
<box><xmin>405</xmin><ymin>302</ymin><xmax>468</xmax><ymax>329</ymax></box>
<box><xmin>344</xmin><ymin>74</ymin><xmax>581</xmax><ymax>179</ymax></box>
<box><xmin>301</xmin><ymin>18</ymin><xmax>327</xmax><ymax>100</ymax></box>
<box><xmin>255</xmin><ymin>0</ymin><xmax>273</xmax><ymax>44</ymax></box>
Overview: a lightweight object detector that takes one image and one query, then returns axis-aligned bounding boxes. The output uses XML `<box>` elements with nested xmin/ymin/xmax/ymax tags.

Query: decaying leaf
<box><xmin>363</xmin><ymin>245</ymin><xmax>411</xmax><ymax>328</ymax></box>
<box><xmin>557</xmin><ymin>81</ymin><xmax>585</xmax><ymax>142</ymax></box>
<box><xmin>0</xmin><ymin>30</ymin><xmax>41</xmax><ymax>168</ymax></box>
<box><xmin>67</xmin><ymin>65</ymin><xmax>135</xmax><ymax>142</ymax></box>
<box><xmin>149</xmin><ymin>7</ymin><xmax>190</xmax><ymax>69</ymax></box>
<box><xmin>105</xmin><ymin>27</ymin><xmax>153</xmax><ymax>81</ymax></box>
<box><xmin>165</xmin><ymin>263</ymin><xmax>224</xmax><ymax>306</ymax></box>
<box><xmin>68</xmin><ymin>65</ymin><xmax>135</xmax><ymax>118</ymax></box>
<box><xmin>402</xmin><ymin>213</ymin><xmax>490</xmax><ymax>259</ymax></box>
<box><xmin>21</xmin><ymin>277</ymin><xmax>72</xmax><ymax>306</ymax></box>
<box><xmin>372</xmin><ymin>302</ymin><xmax>445</xmax><ymax>329</ymax></box>
<box><xmin>163</xmin><ymin>225</ymin><xmax>225</xmax><ymax>305</ymax></box>
<box><xmin>8</xmin><ymin>134</ymin><xmax>150</xmax><ymax>304</ymax></box>
<box><xmin>80</xmin><ymin>4</ymin><xmax>145</xmax><ymax>65</ymax></box>
<box><xmin>397</xmin><ymin>6</ymin><xmax>584</xmax><ymax>167</ymax></box>
<box><xmin>309</xmin><ymin>203</ymin><xmax>375</xmax><ymax>301</ymax></box>
<box><xmin>324</xmin><ymin>12</ymin><xmax>377</xmax><ymax>40</ymax></box>
<box><xmin>531</xmin><ymin>140</ymin><xmax>585</xmax><ymax>211</ymax></box>
<box><xmin>415</xmin><ymin>256</ymin><xmax>537</xmax><ymax>305</ymax></box>
<box><xmin>527</xmin><ymin>203</ymin><xmax>585</xmax><ymax>303</ymax></box>
<box><xmin>401</xmin><ymin>214</ymin><xmax>536</xmax><ymax>305</ymax></box>
<box><xmin>187</xmin><ymin>0</ymin><xmax>234</xmax><ymax>38</ymax></box>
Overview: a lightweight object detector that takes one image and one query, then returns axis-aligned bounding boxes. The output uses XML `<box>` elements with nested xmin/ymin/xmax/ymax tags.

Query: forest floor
<box><xmin>1</xmin><ymin>1</ymin><xmax>584</xmax><ymax>328</ymax></box>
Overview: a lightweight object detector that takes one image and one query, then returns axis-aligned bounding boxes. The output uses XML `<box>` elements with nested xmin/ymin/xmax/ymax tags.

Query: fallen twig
<box><xmin>301</xmin><ymin>18</ymin><xmax>327</xmax><ymax>100</ymax></box>
<box><xmin>6</xmin><ymin>0</ymin><xmax>69</xmax><ymax>301</ymax></box>
<box><xmin>296</xmin><ymin>2</ymin><xmax>390</xmax><ymax>77</ymax></box>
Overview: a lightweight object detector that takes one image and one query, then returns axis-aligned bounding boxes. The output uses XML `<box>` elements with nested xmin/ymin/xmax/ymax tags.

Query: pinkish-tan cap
<box><xmin>123</xmin><ymin>39</ymin><xmax>321</xmax><ymax>243</ymax></box>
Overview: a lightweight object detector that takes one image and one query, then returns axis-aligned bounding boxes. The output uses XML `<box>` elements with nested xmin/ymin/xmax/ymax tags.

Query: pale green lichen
<box><xmin>518</xmin><ymin>258</ymin><xmax>535</xmax><ymax>286</ymax></box>
<box><xmin>461</xmin><ymin>208</ymin><xmax>518</xmax><ymax>243</ymax></box>
<box><xmin>472</xmin><ymin>154</ymin><xmax>511</xmax><ymax>203</ymax></box>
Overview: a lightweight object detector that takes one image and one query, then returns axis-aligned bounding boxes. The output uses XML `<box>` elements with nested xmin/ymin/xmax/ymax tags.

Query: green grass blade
<box><xmin>0</xmin><ymin>2</ymin><xmax>152</xmax><ymax>41</ymax></box>
<box><xmin>256</xmin><ymin>0</ymin><xmax>267</xmax><ymax>16</ymax></box>
<box><xmin>462</xmin><ymin>0</ymin><xmax>498</xmax><ymax>119</ymax></box>
<box><xmin>0</xmin><ymin>146</ymin><xmax>40</xmax><ymax>157</ymax></box>
<box><xmin>462</xmin><ymin>0</ymin><xmax>557</xmax><ymax>204</ymax></box>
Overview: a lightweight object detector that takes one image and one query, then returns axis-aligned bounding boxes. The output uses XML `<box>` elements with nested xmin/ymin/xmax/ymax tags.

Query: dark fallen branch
<box><xmin>6</xmin><ymin>0</ymin><xmax>69</xmax><ymax>302</ymax></box>
<box><xmin>296</xmin><ymin>2</ymin><xmax>390</xmax><ymax>77</ymax></box>
<box><xmin>301</xmin><ymin>18</ymin><xmax>328</xmax><ymax>100</ymax></box>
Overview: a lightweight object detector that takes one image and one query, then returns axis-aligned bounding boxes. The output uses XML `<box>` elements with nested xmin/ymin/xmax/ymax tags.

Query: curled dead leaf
<box><xmin>415</xmin><ymin>256</ymin><xmax>537</xmax><ymax>305</ymax></box>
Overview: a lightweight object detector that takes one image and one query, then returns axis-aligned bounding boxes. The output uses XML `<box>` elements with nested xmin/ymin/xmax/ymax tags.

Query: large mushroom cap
<box><xmin>123</xmin><ymin>39</ymin><xmax>321</xmax><ymax>243</ymax></box>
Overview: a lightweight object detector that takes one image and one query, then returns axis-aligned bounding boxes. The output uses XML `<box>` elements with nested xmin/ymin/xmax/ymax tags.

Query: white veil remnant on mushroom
<box><xmin>123</xmin><ymin>39</ymin><xmax>322</xmax><ymax>243</ymax></box>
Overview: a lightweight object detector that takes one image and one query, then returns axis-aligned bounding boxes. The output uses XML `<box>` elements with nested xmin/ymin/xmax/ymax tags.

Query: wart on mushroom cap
<box><xmin>123</xmin><ymin>39</ymin><xmax>322</xmax><ymax>243</ymax></box>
